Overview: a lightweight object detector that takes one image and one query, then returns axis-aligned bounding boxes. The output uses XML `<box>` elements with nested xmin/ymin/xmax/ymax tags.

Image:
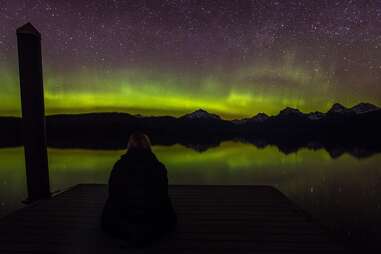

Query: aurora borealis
<box><xmin>1</xmin><ymin>0</ymin><xmax>380</xmax><ymax>118</ymax></box>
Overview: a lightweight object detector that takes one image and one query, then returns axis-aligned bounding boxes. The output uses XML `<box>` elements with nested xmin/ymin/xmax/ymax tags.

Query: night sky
<box><xmin>0</xmin><ymin>0</ymin><xmax>380</xmax><ymax>118</ymax></box>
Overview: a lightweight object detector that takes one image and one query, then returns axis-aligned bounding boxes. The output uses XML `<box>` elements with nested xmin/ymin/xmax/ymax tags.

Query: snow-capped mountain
<box><xmin>181</xmin><ymin>109</ymin><xmax>221</xmax><ymax>120</ymax></box>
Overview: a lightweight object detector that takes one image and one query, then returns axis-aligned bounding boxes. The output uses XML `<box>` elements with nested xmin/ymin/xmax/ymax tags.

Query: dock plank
<box><xmin>0</xmin><ymin>184</ymin><xmax>346</xmax><ymax>253</ymax></box>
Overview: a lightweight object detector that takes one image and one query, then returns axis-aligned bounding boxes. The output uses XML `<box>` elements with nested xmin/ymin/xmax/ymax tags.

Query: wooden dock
<box><xmin>0</xmin><ymin>184</ymin><xmax>346</xmax><ymax>253</ymax></box>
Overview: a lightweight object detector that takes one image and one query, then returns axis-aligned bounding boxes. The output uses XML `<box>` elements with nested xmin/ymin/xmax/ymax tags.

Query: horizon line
<box><xmin>0</xmin><ymin>101</ymin><xmax>379</xmax><ymax>120</ymax></box>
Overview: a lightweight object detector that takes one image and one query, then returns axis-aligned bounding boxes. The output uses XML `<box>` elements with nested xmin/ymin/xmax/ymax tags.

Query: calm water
<box><xmin>1</xmin><ymin>142</ymin><xmax>381</xmax><ymax>248</ymax></box>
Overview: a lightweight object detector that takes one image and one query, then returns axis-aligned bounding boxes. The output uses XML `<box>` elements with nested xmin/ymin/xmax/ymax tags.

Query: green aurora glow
<box><xmin>1</xmin><ymin>1</ymin><xmax>380</xmax><ymax>119</ymax></box>
<box><xmin>1</xmin><ymin>57</ymin><xmax>379</xmax><ymax>119</ymax></box>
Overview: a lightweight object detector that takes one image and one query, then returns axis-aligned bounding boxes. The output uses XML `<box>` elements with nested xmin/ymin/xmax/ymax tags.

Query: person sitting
<box><xmin>101</xmin><ymin>132</ymin><xmax>177</xmax><ymax>247</ymax></box>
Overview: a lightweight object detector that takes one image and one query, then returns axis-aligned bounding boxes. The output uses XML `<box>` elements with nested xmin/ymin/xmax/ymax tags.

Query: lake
<box><xmin>1</xmin><ymin>141</ymin><xmax>380</xmax><ymax>250</ymax></box>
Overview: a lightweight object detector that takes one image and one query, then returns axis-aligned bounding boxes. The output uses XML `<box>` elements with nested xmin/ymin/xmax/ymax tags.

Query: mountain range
<box><xmin>0</xmin><ymin>102</ymin><xmax>380</xmax><ymax>158</ymax></box>
<box><xmin>164</xmin><ymin>102</ymin><xmax>380</xmax><ymax>124</ymax></box>
<box><xmin>230</xmin><ymin>102</ymin><xmax>379</xmax><ymax>124</ymax></box>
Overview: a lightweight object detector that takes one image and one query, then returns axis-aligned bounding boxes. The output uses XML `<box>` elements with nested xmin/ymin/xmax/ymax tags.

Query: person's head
<box><xmin>127</xmin><ymin>132</ymin><xmax>151</xmax><ymax>151</ymax></box>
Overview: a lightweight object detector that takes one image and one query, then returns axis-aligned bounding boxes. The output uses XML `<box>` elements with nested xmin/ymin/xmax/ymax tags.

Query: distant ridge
<box><xmin>0</xmin><ymin>102</ymin><xmax>380</xmax><ymax>158</ymax></box>
<box><xmin>327</xmin><ymin>102</ymin><xmax>380</xmax><ymax>115</ymax></box>
<box><xmin>348</xmin><ymin>102</ymin><xmax>379</xmax><ymax>114</ymax></box>
<box><xmin>278</xmin><ymin>107</ymin><xmax>304</xmax><ymax>117</ymax></box>
<box><xmin>180</xmin><ymin>109</ymin><xmax>221</xmax><ymax>120</ymax></box>
<box><xmin>179</xmin><ymin>102</ymin><xmax>380</xmax><ymax>122</ymax></box>
<box><xmin>232</xmin><ymin>113</ymin><xmax>269</xmax><ymax>125</ymax></box>
<box><xmin>328</xmin><ymin>103</ymin><xmax>348</xmax><ymax>114</ymax></box>
<box><xmin>0</xmin><ymin>102</ymin><xmax>379</xmax><ymax>124</ymax></box>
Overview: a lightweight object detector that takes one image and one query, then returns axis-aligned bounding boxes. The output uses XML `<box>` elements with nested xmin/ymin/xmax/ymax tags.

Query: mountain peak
<box><xmin>279</xmin><ymin>107</ymin><xmax>304</xmax><ymax>116</ymax></box>
<box><xmin>250</xmin><ymin>112</ymin><xmax>269</xmax><ymax>122</ymax></box>
<box><xmin>350</xmin><ymin>103</ymin><xmax>379</xmax><ymax>114</ymax></box>
<box><xmin>328</xmin><ymin>103</ymin><xmax>348</xmax><ymax>114</ymax></box>
<box><xmin>181</xmin><ymin>109</ymin><xmax>221</xmax><ymax>120</ymax></box>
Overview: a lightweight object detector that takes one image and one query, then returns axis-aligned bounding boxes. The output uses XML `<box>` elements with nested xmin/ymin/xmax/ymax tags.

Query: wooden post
<box><xmin>16</xmin><ymin>23</ymin><xmax>50</xmax><ymax>202</ymax></box>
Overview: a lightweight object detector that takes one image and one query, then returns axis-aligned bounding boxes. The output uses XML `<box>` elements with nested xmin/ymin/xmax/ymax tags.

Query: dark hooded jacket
<box><xmin>101</xmin><ymin>149</ymin><xmax>176</xmax><ymax>241</ymax></box>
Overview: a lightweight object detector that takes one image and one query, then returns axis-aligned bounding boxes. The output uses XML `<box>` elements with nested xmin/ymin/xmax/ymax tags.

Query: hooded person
<box><xmin>101</xmin><ymin>132</ymin><xmax>177</xmax><ymax>246</ymax></box>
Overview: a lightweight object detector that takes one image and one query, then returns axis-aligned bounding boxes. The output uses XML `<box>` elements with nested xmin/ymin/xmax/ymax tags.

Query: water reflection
<box><xmin>0</xmin><ymin>142</ymin><xmax>380</xmax><ymax>250</ymax></box>
<box><xmin>0</xmin><ymin>147</ymin><xmax>26</xmax><ymax>218</ymax></box>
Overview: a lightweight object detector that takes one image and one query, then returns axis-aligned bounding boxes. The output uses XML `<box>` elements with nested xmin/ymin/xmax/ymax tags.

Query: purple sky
<box><xmin>0</xmin><ymin>0</ymin><xmax>380</xmax><ymax>117</ymax></box>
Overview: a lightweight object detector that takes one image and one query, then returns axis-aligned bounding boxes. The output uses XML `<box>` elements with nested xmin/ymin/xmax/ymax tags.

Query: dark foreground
<box><xmin>0</xmin><ymin>185</ymin><xmax>347</xmax><ymax>253</ymax></box>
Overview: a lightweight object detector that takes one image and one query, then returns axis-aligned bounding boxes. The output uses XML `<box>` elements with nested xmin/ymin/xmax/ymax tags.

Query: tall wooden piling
<box><xmin>16</xmin><ymin>23</ymin><xmax>50</xmax><ymax>201</ymax></box>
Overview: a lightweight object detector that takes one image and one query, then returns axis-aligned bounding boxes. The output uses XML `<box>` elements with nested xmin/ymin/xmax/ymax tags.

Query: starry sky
<box><xmin>0</xmin><ymin>0</ymin><xmax>380</xmax><ymax>119</ymax></box>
